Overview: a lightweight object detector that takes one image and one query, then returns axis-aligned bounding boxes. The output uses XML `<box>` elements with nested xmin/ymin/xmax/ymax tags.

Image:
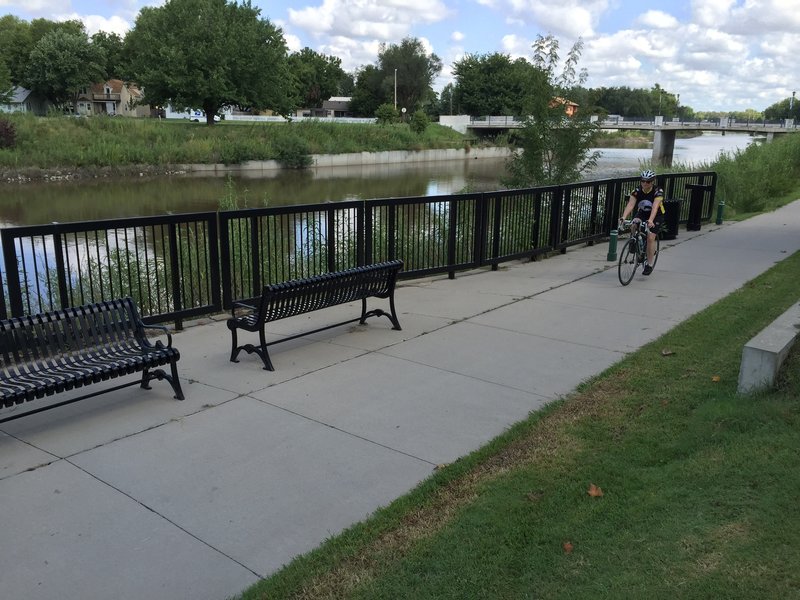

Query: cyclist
<box><xmin>619</xmin><ymin>169</ymin><xmax>664</xmax><ymax>275</ymax></box>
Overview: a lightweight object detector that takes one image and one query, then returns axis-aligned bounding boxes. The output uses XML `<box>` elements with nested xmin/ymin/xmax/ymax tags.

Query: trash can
<box><xmin>685</xmin><ymin>183</ymin><xmax>712</xmax><ymax>231</ymax></box>
<box><xmin>660</xmin><ymin>198</ymin><xmax>681</xmax><ymax>240</ymax></box>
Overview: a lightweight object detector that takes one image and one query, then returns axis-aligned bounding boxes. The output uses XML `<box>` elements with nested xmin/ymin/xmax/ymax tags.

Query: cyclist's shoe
<box><xmin>642</xmin><ymin>264</ymin><xmax>653</xmax><ymax>276</ymax></box>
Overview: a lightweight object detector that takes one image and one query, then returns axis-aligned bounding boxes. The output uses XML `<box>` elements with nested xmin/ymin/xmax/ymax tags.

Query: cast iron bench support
<box><xmin>0</xmin><ymin>297</ymin><xmax>184</xmax><ymax>424</ymax></box>
<box><xmin>227</xmin><ymin>260</ymin><xmax>403</xmax><ymax>371</ymax></box>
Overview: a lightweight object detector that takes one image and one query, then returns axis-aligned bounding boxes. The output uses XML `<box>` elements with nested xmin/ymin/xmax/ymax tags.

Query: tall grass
<box><xmin>0</xmin><ymin>114</ymin><xmax>468</xmax><ymax>170</ymax></box>
<box><xmin>709</xmin><ymin>133</ymin><xmax>800</xmax><ymax>215</ymax></box>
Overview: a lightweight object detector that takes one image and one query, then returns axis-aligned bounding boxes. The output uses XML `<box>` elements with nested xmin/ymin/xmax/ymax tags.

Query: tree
<box><xmin>91</xmin><ymin>31</ymin><xmax>125</xmax><ymax>80</ymax></box>
<box><xmin>349</xmin><ymin>65</ymin><xmax>383</xmax><ymax>117</ymax></box>
<box><xmin>23</xmin><ymin>29</ymin><xmax>107</xmax><ymax>111</ymax></box>
<box><xmin>764</xmin><ymin>96</ymin><xmax>799</xmax><ymax>121</ymax></box>
<box><xmin>453</xmin><ymin>53</ymin><xmax>545</xmax><ymax>116</ymax></box>
<box><xmin>0</xmin><ymin>15</ymin><xmax>32</xmax><ymax>85</ymax></box>
<box><xmin>123</xmin><ymin>0</ymin><xmax>292</xmax><ymax>125</ymax></box>
<box><xmin>377</xmin><ymin>38</ymin><xmax>441</xmax><ymax>113</ymax></box>
<box><xmin>505</xmin><ymin>35</ymin><xmax>600</xmax><ymax>187</ymax></box>
<box><xmin>0</xmin><ymin>61</ymin><xmax>13</xmax><ymax>105</ymax></box>
<box><xmin>288</xmin><ymin>48</ymin><xmax>346</xmax><ymax>109</ymax></box>
<box><xmin>437</xmin><ymin>83</ymin><xmax>456</xmax><ymax>115</ymax></box>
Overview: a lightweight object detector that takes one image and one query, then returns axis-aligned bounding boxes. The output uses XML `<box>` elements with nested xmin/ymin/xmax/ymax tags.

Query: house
<box><xmin>294</xmin><ymin>97</ymin><xmax>353</xmax><ymax>119</ymax></box>
<box><xmin>550</xmin><ymin>97</ymin><xmax>579</xmax><ymax>117</ymax></box>
<box><xmin>0</xmin><ymin>86</ymin><xmax>52</xmax><ymax>116</ymax></box>
<box><xmin>75</xmin><ymin>80</ymin><xmax>150</xmax><ymax>117</ymax></box>
<box><xmin>321</xmin><ymin>97</ymin><xmax>352</xmax><ymax>118</ymax></box>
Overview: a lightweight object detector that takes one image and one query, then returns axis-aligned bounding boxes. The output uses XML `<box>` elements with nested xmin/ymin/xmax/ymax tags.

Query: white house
<box><xmin>0</xmin><ymin>86</ymin><xmax>51</xmax><ymax>116</ymax></box>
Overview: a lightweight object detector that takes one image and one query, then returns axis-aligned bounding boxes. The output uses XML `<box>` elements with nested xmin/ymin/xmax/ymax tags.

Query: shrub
<box><xmin>0</xmin><ymin>117</ymin><xmax>16</xmax><ymax>149</ymax></box>
<box><xmin>274</xmin><ymin>135</ymin><xmax>313</xmax><ymax>169</ymax></box>
<box><xmin>375</xmin><ymin>103</ymin><xmax>399</xmax><ymax>125</ymax></box>
<box><xmin>409</xmin><ymin>110</ymin><xmax>429</xmax><ymax>134</ymax></box>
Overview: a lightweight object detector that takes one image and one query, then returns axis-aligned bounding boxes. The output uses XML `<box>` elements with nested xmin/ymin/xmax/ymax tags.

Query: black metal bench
<box><xmin>227</xmin><ymin>260</ymin><xmax>403</xmax><ymax>370</ymax></box>
<box><xmin>0</xmin><ymin>297</ymin><xmax>184</xmax><ymax>424</ymax></box>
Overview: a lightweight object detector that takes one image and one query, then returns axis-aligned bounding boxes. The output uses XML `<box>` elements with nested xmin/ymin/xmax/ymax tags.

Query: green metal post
<box><xmin>607</xmin><ymin>229</ymin><xmax>618</xmax><ymax>262</ymax></box>
<box><xmin>715</xmin><ymin>200</ymin><xmax>725</xmax><ymax>225</ymax></box>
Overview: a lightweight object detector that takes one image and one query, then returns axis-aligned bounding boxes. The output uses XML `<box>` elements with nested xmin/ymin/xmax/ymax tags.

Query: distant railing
<box><xmin>0</xmin><ymin>172</ymin><xmax>716</xmax><ymax>326</ymax></box>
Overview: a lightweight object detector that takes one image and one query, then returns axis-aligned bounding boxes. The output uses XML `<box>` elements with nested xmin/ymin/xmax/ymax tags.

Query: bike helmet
<box><xmin>640</xmin><ymin>169</ymin><xmax>656</xmax><ymax>182</ymax></box>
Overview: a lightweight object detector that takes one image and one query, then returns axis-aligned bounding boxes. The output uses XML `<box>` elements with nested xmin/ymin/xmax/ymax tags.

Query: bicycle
<box><xmin>617</xmin><ymin>219</ymin><xmax>660</xmax><ymax>286</ymax></box>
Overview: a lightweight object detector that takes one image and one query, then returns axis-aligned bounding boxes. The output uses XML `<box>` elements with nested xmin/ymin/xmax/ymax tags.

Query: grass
<box><xmin>238</xmin><ymin>249</ymin><xmax>800</xmax><ymax>599</ymax></box>
<box><xmin>0</xmin><ymin>113</ymin><xmax>468</xmax><ymax>170</ymax></box>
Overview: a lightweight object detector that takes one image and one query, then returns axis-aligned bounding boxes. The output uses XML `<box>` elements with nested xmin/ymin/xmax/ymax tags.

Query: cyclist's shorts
<box><xmin>635</xmin><ymin>208</ymin><xmax>664</xmax><ymax>229</ymax></box>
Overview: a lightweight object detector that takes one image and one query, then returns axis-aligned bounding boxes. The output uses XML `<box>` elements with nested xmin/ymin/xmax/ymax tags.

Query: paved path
<box><xmin>2</xmin><ymin>201</ymin><xmax>799</xmax><ymax>600</ymax></box>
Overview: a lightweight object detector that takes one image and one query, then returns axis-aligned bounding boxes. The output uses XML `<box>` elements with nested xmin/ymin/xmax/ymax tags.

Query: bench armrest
<box><xmin>140</xmin><ymin>321</ymin><xmax>173</xmax><ymax>349</ymax></box>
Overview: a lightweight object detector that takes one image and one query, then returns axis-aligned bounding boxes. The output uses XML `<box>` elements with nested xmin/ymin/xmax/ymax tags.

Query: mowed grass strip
<box><xmin>240</xmin><ymin>250</ymin><xmax>800</xmax><ymax>600</ymax></box>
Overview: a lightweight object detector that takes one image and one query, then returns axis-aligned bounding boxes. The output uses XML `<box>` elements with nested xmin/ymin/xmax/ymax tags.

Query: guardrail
<box><xmin>0</xmin><ymin>172</ymin><xmax>716</xmax><ymax>326</ymax></box>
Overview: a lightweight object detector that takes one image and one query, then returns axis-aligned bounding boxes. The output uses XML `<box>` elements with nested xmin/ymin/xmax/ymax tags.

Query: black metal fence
<box><xmin>0</xmin><ymin>171</ymin><xmax>716</xmax><ymax>325</ymax></box>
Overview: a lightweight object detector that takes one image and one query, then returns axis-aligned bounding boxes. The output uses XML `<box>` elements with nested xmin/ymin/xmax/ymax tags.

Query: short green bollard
<box><xmin>715</xmin><ymin>200</ymin><xmax>725</xmax><ymax>225</ymax></box>
<box><xmin>607</xmin><ymin>228</ymin><xmax>618</xmax><ymax>262</ymax></box>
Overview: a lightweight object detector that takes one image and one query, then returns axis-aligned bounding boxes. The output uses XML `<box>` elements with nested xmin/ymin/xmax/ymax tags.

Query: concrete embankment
<box><xmin>180</xmin><ymin>146</ymin><xmax>513</xmax><ymax>175</ymax></box>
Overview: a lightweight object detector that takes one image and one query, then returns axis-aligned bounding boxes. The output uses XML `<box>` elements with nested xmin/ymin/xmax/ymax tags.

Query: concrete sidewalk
<box><xmin>1</xmin><ymin>201</ymin><xmax>798</xmax><ymax>600</ymax></box>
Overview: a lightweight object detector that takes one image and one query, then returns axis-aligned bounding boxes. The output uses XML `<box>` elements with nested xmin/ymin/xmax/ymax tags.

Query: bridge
<box><xmin>440</xmin><ymin>115</ymin><xmax>798</xmax><ymax>166</ymax></box>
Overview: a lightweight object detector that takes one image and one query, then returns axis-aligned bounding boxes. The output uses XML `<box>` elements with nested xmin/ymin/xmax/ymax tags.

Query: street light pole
<box><xmin>791</xmin><ymin>90</ymin><xmax>796</xmax><ymax>112</ymax></box>
<box><xmin>394</xmin><ymin>69</ymin><xmax>397</xmax><ymax>110</ymax></box>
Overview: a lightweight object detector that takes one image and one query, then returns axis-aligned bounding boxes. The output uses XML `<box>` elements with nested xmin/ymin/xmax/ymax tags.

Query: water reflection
<box><xmin>0</xmin><ymin>132</ymin><xmax>753</xmax><ymax>227</ymax></box>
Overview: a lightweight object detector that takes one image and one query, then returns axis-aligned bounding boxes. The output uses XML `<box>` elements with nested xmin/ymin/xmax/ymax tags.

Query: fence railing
<box><xmin>0</xmin><ymin>171</ymin><xmax>716</xmax><ymax>325</ymax></box>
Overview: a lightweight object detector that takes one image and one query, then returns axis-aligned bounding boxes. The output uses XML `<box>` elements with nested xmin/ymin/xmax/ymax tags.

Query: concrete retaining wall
<box><xmin>737</xmin><ymin>301</ymin><xmax>800</xmax><ymax>394</ymax></box>
<box><xmin>176</xmin><ymin>147</ymin><xmax>511</xmax><ymax>175</ymax></box>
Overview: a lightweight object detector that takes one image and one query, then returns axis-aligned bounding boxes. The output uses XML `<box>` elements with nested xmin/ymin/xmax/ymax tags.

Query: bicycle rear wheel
<box><xmin>618</xmin><ymin>238</ymin><xmax>639</xmax><ymax>285</ymax></box>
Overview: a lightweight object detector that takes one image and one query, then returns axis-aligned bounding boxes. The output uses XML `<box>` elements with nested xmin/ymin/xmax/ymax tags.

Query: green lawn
<box><xmin>238</xmin><ymin>249</ymin><xmax>800</xmax><ymax>600</ymax></box>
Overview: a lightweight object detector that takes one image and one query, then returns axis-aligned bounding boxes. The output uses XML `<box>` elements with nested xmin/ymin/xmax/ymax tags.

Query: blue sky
<box><xmin>3</xmin><ymin>0</ymin><xmax>799</xmax><ymax>112</ymax></box>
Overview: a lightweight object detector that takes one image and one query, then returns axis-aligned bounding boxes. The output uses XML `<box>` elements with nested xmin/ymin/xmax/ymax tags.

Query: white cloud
<box><xmin>636</xmin><ymin>10</ymin><xmax>679</xmax><ymax>29</ymax></box>
<box><xmin>56</xmin><ymin>13</ymin><xmax>133</xmax><ymax>36</ymax></box>
<box><xmin>451</xmin><ymin>30</ymin><xmax>464</xmax><ymax>42</ymax></box>
<box><xmin>289</xmin><ymin>0</ymin><xmax>448</xmax><ymax>41</ymax></box>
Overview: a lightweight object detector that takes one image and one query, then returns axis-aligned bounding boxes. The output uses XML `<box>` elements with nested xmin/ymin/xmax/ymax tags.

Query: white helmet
<box><xmin>640</xmin><ymin>169</ymin><xmax>656</xmax><ymax>181</ymax></box>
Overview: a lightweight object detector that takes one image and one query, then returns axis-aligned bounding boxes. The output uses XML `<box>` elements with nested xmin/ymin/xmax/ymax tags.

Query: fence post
<box><xmin>1</xmin><ymin>231</ymin><xmax>24</xmax><ymax>317</ymax></box>
<box><xmin>168</xmin><ymin>222</ymin><xmax>183</xmax><ymax>330</ymax></box>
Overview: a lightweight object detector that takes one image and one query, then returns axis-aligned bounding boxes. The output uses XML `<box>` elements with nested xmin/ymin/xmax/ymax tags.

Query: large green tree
<box><xmin>505</xmin><ymin>35</ymin><xmax>600</xmax><ymax>187</ymax></box>
<box><xmin>378</xmin><ymin>37</ymin><xmax>441</xmax><ymax>113</ymax></box>
<box><xmin>453</xmin><ymin>52</ymin><xmax>545</xmax><ymax>116</ymax></box>
<box><xmin>0</xmin><ymin>60</ymin><xmax>13</xmax><ymax>104</ymax></box>
<box><xmin>123</xmin><ymin>0</ymin><xmax>292</xmax><ymax>125</ymax></box>
<box><xmin>349</xmin><ymin>64</ymin><xmax>383</xmax><ymax>117</ymax></box>
<box><xmin>288</xmin><ymin>48</ymin><xmax>345</xmax><ymax>109</ymax></box>
<box><xmin>91</xmin><ymin>31</ymin><xmax>125</xmax><ymax>80</ymax></box>
<box><xmin>23</xmin><ymin>28</ymin><xmax>107</xmax><ymax>111</ymax></box>
<box><xmin>0</xmin><ymin>15</ymin><xmax>32</xmax><ymax>85</ymax></box>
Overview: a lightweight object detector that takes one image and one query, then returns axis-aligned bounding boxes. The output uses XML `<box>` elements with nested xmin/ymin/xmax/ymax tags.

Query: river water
<box><xmin>0</xmin><ymin>132</ymin><xmax>753</xmax><ymax>227</ymax></box>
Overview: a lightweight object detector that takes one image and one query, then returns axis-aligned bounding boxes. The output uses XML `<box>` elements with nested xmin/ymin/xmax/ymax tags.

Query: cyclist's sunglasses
<box><xmin>641</xmin><ymin>178</ymin><xmax>655</xmax><ymax>183</ymax></box>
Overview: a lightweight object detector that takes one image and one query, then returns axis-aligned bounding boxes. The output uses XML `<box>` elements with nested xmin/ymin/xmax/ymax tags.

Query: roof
<box><xmin>9</xmin><ymin>86</ymin><xmax>31</xmax><ymax>103</ymax></box>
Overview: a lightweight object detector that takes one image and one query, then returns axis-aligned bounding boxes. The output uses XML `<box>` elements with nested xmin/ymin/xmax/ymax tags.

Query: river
<box><xmin>0</xmin><ymin>132</ymin><xmax>752</xmax><ymax>227</ymax></box>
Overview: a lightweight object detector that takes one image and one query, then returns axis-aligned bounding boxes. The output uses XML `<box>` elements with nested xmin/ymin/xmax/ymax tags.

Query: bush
<box><xmin>274</xmin><ymin>135</ymin><xmax>313</xmax><ymax>169</ymax></box>
<box><xmin>409</xmin><ymin>110</ymin><xmax>429</xmax><ymax>134</ymax></box>
<box><xmin>0</xmin><ymin>117</ymin><xmax>16</xmax><ymax>149</ymax></box>
<box><xmin>375</xmin><ymin>103</ymin><xmax>399</xmax><ymax>125</ymax></box>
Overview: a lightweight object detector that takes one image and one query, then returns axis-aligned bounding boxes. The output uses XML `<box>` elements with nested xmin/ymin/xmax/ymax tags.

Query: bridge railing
<box><xmin>0</xmin><ymin>171</ymin><xmax>716</xmax><ymax>325</ymax></box>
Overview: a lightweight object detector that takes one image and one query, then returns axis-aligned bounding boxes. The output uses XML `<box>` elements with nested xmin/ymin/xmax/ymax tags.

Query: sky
<box><xmin>3</xmin><ymin>0</ymin><xmax>800</xmax><ymax>112</ymax></box>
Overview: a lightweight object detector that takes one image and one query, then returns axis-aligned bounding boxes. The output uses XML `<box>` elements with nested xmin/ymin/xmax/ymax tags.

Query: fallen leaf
<box><xmin>588</xmin><ymin>483</ymin><xmax>604</xmax><ymax>497</ymax></box>
<box><xmin>433</xmin><ymin>463</ymin><xmax>449</xmax><ymax>471</ymax></box>
<box><xmin>661</xmin><ymin>349</ymin><xmax>675</xmax><ymax>356</ymax></box>
<box><xmin>563</xmin><ymin>541</ymin><xmax>574</xmax><ymax>554</ymax></box>
<box><xmin>711</xmin><ymin>375</ymin><xmax>721</xmax><ymax>382</ymax></box>
<box><xmin>526</xmin><ymin>490</ymin><xmax>544</xmax><ymax>502</ymax></box>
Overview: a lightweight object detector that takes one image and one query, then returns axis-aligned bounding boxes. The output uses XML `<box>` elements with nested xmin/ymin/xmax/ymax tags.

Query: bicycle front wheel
<box><xmin>618</xmin><ymin>239</ymin><xmax>638</xmax><ymax>285</ymax></box>
<box><xmin>651</xmin><ymin>235</ymin><xmax>660</xmax><ymax>269</ymax></box>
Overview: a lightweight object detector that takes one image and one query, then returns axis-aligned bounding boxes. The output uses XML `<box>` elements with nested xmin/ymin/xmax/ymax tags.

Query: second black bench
<box><xmin>227</xmin><ymin>260</ymin><xmax>403</xmax><ymax>370</ymax></box>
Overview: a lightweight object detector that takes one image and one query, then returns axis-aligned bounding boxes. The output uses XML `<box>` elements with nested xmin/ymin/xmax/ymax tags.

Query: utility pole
<box><xmin>394</xmin><ymin>69</ymin><xmax>397</xmax><ymax>110</ymax></box>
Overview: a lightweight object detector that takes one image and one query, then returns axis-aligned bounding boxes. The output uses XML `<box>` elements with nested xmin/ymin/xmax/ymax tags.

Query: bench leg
<box><xmin>140</xmin><ymin>364</ymin><xmax>185</xmax><ymax>400</ymax></box>
<box><xmin>229</xmin><ymin>326</ymin><xmax>241</xmax><ymax>363</ymax></box>
<box><xmin>229</xmin><ymin>326</ymin><xmax>275</xmax><ymax>371</ymax></box>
